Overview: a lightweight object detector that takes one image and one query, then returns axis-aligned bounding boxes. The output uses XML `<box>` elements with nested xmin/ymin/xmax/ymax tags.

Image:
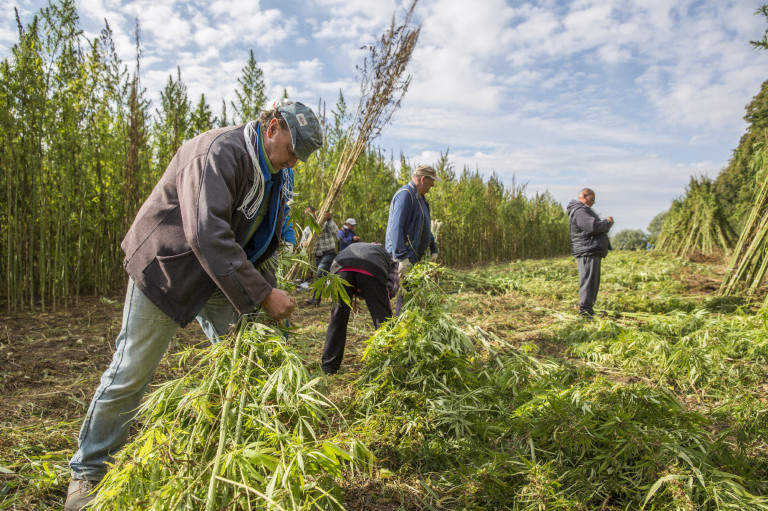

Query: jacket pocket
<box><xmin>143</xmin><ymin>250</ymin><xmax>200</xmax><ymax>302</ymax></box>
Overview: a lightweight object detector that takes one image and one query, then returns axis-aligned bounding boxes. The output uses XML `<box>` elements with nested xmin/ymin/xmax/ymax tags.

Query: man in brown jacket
<box><xmin>64</xmin><ymin>99</ymin><xmax>322</xmax><ymax>511</ymax></box>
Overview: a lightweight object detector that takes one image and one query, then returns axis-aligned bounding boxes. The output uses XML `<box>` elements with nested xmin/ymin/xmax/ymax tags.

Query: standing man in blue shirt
<box><xmin>337</xmin><ymin>218</ymin><xmax>360</xmax><ymax>251</ymax></box>
<box><xmin>385</xmin><ymin>164</ymin><xmax>439</xmax><ymax>313</ymax></box>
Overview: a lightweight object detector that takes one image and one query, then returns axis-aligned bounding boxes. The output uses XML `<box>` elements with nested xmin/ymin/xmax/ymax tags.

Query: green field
<box><xmin>2</xmin><ymin>251</ymin><xmax>767</xmax><ymax>510</ymax></box>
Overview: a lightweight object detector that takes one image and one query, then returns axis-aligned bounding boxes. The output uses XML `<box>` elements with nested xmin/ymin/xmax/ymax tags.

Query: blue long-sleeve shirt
<box><xmin>337</xmin><ymin>226</ymin><xmax>357</xmax><ymax>251</ymax></box>
<box><xmin>385</xmin><ymin>181</ymin><xmax>437</xmax><ymax>263</ymax></box>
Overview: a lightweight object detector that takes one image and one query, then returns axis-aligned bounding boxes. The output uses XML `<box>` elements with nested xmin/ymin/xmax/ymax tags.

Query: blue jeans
<box><xmin>69</xmin><ymin>278</ymin><xmax>238</xmax><ymax>481</ymax></box>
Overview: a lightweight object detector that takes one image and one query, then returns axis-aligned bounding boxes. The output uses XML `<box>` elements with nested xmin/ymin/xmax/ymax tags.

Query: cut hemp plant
<box><xmin>89</xmin><ymin>318</ymin><xmax>373</xmax><ymax>511</ymax></box>
<box><xmin>350</xmin><ymin>262</ymin><xmax>768</xmax><ymax>509</ymax></box>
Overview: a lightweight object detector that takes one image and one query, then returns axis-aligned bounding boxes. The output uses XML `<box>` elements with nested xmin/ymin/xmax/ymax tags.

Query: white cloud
<box><xmin>597</xmin><ymin>44</ymin><xmax>631</xmax><ymax>64</ymax></box>
<box><xmin>132</xmin><ymin>3</ymin><xmax>192</xmax><ymax>52</ymax></box>
<box><xmin>312</xmin><ymin>16</ymin><xmax>374</xmax><ymax>41</ymax></box>
<box><xmin>231</xmin><ymin>10</ymin><xmax>293</xmax><ymax>48</ymax></box>
<box><xmin>310</xmin><ymin>0</ymin><xmax>396</xmax><ymax>46</ymax></box>
<box><xmin>418</xmin><ymin>0</ymin><xmax>515</xmax><ymax>57</ymax></box>
<box><xmin>80</xmin><ymin>0</ymin><xmax>130</xmax><ymax>28</ymax></box>
<box><xmin>190</xmin><ymin>22</ymin><xmax>229</xmax><ymax>49</ymax></box>
<box><xmin>311</xmin><ymin>0</ymin><xmax>395</xmax><ymax>21</ymax></box>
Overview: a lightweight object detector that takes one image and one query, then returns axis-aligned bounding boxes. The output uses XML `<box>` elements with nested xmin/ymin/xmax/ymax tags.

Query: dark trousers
<box><xmin>322</xmin><ymin>271</ymin><xmax>392</xmax><ymax>374</ymax></box>
<box><xmin>577</xmin><ymin>255</ymin><xmax>602</xmax><ymax>316</ymax></box>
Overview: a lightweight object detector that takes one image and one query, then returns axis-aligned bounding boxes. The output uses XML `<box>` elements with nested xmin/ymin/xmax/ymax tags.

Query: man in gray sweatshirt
<box><xmin>566</xmin><ymin>188</ymin><xmax>614</xmax><ymax>318</ymax></box>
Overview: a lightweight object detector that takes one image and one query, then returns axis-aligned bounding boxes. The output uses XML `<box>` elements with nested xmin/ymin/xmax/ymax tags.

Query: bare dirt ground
<box><xmin>0</xmin><ymin>294</ymin><xmax>208</xmax><ymax>508</ymax></box>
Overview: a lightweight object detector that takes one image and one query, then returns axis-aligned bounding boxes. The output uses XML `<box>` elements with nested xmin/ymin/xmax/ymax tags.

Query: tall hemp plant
<box><xmin>718</xmin><ymin>10</ymin><xmax>768</xmax><ymax>300</ymax></box>
<box><xmin>1</xmin><ymin>10</ymin><xmax>46</xmax><ymax>310</ymax></box>
<box><xmin>154</xmin><ymin>67</ymin><xmax>191</xmax><ymax>171</ymax></box>
<box><xmin>655</xmin><ymin>176</ymin><xmax>735</xmax><ymax>258</ymax></box>
<box><xmin>230</xmin><ymin>49</ymin><xmax>266</xmax><ymax>124</ymax></box>
<box><xmin>719</xmin><ymin>139</ymin><xmax>768</xmax><ymax>300</ymax></box>
<box><xmin>1</xmin><ymin>0</ymin><xmax>89</xmax><ymax>311</ymax></box>
<box><xmin>286</xmin><ymin>0</ymin><xmax>421</xmax><ymax>281</ymax></box>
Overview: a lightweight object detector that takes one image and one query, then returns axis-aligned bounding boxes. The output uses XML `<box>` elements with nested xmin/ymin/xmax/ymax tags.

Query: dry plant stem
<box><xmin>286</xmin><ymin>0</ymin><xmax>420</xmax><ymax>280</ymax></box>
<box><xmin>656</xmin><ymin>176</ymin><xmax>735</xmax><ymax>257</ymax></box>
<box><xmin>205</xmin><ymin>318</ymin><xmax>247</xmax><ymax>511</ymax></box>
<box><xmin>214</xmin><ymin>475</ymin><xmax>288</xmax><ymax>511</ymax></box>
<box><xmin>235</xmin><ymin>345</ymin><xmax>257</xmax><ymax>445</ymax></box>
<box><xmin>720</xmin><ymin>146</ymin><xmax>768</xmax><ymax>297</ymax></box>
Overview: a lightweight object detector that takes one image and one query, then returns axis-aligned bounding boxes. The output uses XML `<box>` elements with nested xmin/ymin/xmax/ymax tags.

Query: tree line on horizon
<box><xmin>0</xmin><ymin>0</ymin><xmax>568</xmax><ymax>311</ymax></box>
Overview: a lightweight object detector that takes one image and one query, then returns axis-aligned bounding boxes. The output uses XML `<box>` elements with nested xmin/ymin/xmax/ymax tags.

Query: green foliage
<box><xmin>714</xmin><ymin>79</ymin><xmax>768</xmax><ymax>231</ymax></box>
<box><xmin>189</xmin><ymin>93</ymin><xmax>217</xmax><ymax>135</ymax></box>
<box><xmin>560</xmin><ymin>311</ymin><xmax>768</xmax><ymax>397</ymax></box>
<box><xmin>353</xmin><ymin>263</ymin><xmax>566</xmax><ymax>477</ymax></box>
<box><xmin>612</xmin><ymin>228</ymin><xmax>649</xmax><ymax>250</ymax></box>
<box><xmin>720</xmin><ymin>144</ymin><xmax>768</xmax><ymax>301</ymax></box>
<box><xmin>553</xmin><ymin>304</ymin><xmax>768</xmax><ymax>446</ymax></box>
<box><xmin>647</xmin><ymin>210</ymin><xmax>667</xmax><ymax>245</ymax></box>
<box><xmin>154</xmin><ymin>67</ymin><xmax>191</xmax><ymax>170</ymax></box>
<box><xmin>308</xmin><ymin>271</ymin><xmax>353</xmax><ymax>309</ymax></box>
<box><xmin>750</xmin><ymin>4</ymin><xmax>768</xmax><ymax>50</ymax></box>
<box><xmin>0</xmin><ymin>0</ymin><xmax>145</xmax><ymax>309</ymax></box>
<box><xmin>428</xmin><ymin>156</ymin><xmax>570</xmax><ymax>263</ymax></box>
<box><xmin>504</xmin><ymin>380</ymin><xmax>767</xmax><ymax>510</ymax></box>
<box><xmin>648</xmin><ymin>211</ymin><xmax>667</xmax><ymax>236</ymax></box>
<box><xmin>348</xmin><ymin>261</ymin><xmax>768</xmax><ymax>509</ymax></box>
<box><xmin>219</xmin><ymin>97</ymin><xmax>230</xmax><ymax>127</ymax></box>
<box><xmin>5</xmin><ymin>251</ymin><xmax>768</xmax><ymax>509</ymax></box>
<box><xmin>231</xmin><ymin>50</ymin><xmax>266</xmax><ymax>124</ymax></box>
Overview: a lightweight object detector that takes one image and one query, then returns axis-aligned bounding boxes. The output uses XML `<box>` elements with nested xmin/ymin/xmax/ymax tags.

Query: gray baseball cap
<box><xmin>413</xmin><ymin>164</ymin><xmax>440</xmax><ymax>181</ymax></box>
<box><xmin>277</xmin><ymin>101</ymin><xmax>323</xmax><ymax>162</ymax></box>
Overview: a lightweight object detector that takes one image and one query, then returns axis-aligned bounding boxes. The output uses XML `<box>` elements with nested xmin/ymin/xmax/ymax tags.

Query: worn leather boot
<box><xmin>64</xmin><ymin>478</ymin><xmax>98</xmax><ymax>511</ymax></box>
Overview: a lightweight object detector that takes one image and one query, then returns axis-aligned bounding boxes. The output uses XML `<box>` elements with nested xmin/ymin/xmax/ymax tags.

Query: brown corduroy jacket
<box><xmin>121</xmin><ymin>124</ymin><xmax>285</xmax><ymax>326</ymax></box>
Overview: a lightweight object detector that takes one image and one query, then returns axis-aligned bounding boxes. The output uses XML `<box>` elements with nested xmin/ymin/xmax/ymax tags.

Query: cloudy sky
<box><xmin>3</xmin><ymin>0</ymin><xmax>767</xmax><ymax>233</ymax></box>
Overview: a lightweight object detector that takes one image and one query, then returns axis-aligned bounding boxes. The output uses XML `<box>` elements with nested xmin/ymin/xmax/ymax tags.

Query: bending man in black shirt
<box><xmin>321</xmin><ymin>243</ymin><xmax>398</xmax><ymax>374</ymax></box>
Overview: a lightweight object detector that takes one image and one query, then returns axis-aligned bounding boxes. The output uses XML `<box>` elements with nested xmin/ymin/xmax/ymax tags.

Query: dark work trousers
<box><xmin>322</xmin><ymin>271</ymin><xmax>392</xmax><ymax>374</ymax></box>
<box><xmin>577</xmin><ymin>255</ymin><xmax>602</xmax><ymax>316</ymax></box>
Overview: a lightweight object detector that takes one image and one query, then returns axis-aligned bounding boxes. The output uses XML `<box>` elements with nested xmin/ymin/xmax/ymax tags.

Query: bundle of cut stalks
<box><xmin>89</xmin><ymin>319</ymin><xmax>373</xmax><ymax>511</ymax></box>
<box><xmin>655</xmin><ymin>176</ymin><xmax>735</xmax><ymax>258</ymax></box>
<box><xmin>287</xmin><ymin>1</ymin><xmax>420</xmax><ymax>281</ymax></box>
<box><xmin>719</xmin><ymin>142</ymin><xmax>768</xmax><ymax>300</ymax></box>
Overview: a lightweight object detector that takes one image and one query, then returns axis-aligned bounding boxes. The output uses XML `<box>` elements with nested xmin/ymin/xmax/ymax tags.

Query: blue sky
<box><xmin>3</xmin><ymin>0</ymin><xmax>767</xmax><ymax>233</ymax></box>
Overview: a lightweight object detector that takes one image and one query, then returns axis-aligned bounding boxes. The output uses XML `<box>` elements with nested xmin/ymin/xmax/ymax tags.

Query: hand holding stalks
<box><xmin>261</xmin><ymin>288</ymin><xmax>295</xmax><ymax>320</ymax></box>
